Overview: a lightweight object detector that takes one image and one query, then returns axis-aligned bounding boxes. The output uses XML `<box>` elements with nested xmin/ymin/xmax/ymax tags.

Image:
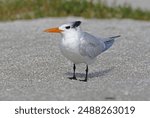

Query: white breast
<box><xmin>60</xmin><ymin>36</ymin><xmax>84</xmax><ymax>64</ymax></box>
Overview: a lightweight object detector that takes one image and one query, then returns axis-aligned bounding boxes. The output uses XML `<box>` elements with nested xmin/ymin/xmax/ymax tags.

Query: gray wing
<box><xmin>79</xmin><ymin>32</ymin><xmax>105</xmax><ymax>59</ymax></box>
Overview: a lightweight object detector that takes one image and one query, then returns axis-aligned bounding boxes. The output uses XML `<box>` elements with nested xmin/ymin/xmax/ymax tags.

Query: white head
<box><xmin>44</xmin><ymin>21</ymin><xmax>82</xmax><ymax>36</ymax></box>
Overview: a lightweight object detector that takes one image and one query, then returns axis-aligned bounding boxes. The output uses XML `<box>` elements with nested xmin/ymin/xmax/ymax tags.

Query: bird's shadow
<box><xmin>65</xmin><ymin>66</ymin><xmax>114</xmax><ymax>79</ymax></box>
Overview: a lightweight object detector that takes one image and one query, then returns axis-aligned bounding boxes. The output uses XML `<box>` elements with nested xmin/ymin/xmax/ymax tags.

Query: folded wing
<box><xmin>79</xmin><ymin>32</ymin><xmax>105</xmax><ymax>59</ymax></box>
<box><xmin>79</xmin><ymin>33</ymin><xmax>120</xmax><ymax>58</ymax></box>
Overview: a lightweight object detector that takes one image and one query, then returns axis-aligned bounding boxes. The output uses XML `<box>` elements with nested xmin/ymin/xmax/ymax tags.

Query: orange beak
<box><xmin>43</xmin><ymin>27</ymin><xmax>63</xmax><ymax>33</ymax></box>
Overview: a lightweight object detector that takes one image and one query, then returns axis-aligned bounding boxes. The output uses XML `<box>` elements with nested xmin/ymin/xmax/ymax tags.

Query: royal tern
<box><xmin>44</xmin><ymin>21</ymin><xmax>120</xmax><ymax>82</ymax></box>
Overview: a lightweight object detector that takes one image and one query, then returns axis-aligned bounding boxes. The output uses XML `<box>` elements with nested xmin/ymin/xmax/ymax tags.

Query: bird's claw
<box><xmin>68</xmin><ymin>76</ymin><xmax>77</xmax><ymax>80</ymax></box>
<box><xmin>79</xmin><ymin>79</ymin><xmax>87</xmax><ymax>82</ymax></box>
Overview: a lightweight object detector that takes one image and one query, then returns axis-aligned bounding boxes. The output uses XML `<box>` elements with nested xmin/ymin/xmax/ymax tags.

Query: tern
<box><xmin>44</xmin><ymin>21</ymin><xmax>120</xmax><ymax>82</ymax></box>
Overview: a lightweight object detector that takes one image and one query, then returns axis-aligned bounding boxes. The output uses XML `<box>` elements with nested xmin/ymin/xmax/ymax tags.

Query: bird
<box><xmin>44</xmin><ymin>21</ymin><xmax>120</xmax><ymax>82</ymax></box>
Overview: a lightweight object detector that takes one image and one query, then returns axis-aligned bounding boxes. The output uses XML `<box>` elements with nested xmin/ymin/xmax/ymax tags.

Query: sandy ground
<box><xmin>0</xmin><ymin>17</ymin><xmax>150</xmax><ymax>100</ymax></box>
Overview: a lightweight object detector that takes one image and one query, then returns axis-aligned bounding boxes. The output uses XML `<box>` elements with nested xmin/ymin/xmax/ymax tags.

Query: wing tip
<box><xmin>110</xmin><ymin>35</ymin><xmax>121</xmax><ymax>39</ymax></box>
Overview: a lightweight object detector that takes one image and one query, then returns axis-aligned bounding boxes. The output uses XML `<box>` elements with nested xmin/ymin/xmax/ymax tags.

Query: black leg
<box><xmin>80</xmin><ymin>65</ymin><xmax>88</xmax><ymax>82</ymax></box>
<box><xmin>69</xmin><ymin>64</ymin><xmax>77</xmax><ymax>80</ymax></box>
<box><xmin>85</xmin><ymin>65</ymin><xmax>88</xmax><ymax>81</ymax></box>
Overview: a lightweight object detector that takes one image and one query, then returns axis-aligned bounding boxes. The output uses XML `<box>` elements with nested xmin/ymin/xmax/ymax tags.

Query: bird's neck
<box><xmin>65</xmin><ymin>31</ymin><xmax>81</xmax><ymax>39</ymax></box>
<box><xmin>63</xmin><ymin>30</ymin><xmax>82</xmax><ymax>43</ymax></box>
<box><xmin>61</xmin><ymin>30</ymin><xmax>82</xmax><ymax>50</ymax></box>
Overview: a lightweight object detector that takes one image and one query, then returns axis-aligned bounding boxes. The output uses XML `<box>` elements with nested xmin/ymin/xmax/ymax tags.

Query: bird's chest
<box><xmin>59</xmin><ymin>37</ymin><xmax>83</xmax><ymax>62</ymax></box>
<box><xmin>61</xmin><ymin>37</ymin><xmax>79</xmax><ymax>53</ymax></box>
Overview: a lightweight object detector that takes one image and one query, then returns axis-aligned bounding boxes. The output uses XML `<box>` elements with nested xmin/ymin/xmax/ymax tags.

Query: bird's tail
<box><xmin>103</xmin><ymin>35</ymin><xmax>120</xmax><ymax>51</ymax></box>
<box><xmin>109</xmin><ymin>35</ymin><xmax>121</xmax><ymax>39</ymax></box>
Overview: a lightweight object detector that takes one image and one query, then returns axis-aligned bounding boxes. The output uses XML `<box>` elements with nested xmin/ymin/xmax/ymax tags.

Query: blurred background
<box><xmin>0</xmin><ymin>0</ymin><xmax>150</xmax><ymax>21</ymax></box>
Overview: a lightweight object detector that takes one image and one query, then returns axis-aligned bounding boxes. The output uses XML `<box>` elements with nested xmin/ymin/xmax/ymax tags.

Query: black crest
<box><xmin>72</xmin><ymin>21</ymin><xmax>81</xmax><ymax>28</ymax></box>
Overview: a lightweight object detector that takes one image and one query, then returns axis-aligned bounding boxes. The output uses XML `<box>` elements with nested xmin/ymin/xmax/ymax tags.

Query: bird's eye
<box><xmin>65</xmin><ymin>26</ymin><xmax>70</xmax><ymax>29</ymax></box>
